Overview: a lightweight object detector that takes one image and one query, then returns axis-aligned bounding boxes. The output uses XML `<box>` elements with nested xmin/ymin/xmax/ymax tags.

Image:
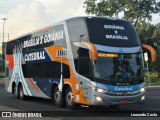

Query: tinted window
<box><xmin>6</xmin><ymin>41</ymin><xmax>16</xmax><ymax>54</ymax></box>
<box><xmin>67</xmin><ymin>19</ymin><xmax>89</xmax><ymax>42</ymax></box>
<box><xmin>22</xmin><ymin>62</ymin><xmax>70</xmax><ymax>78</ymax></box>
<box><xmin>94</xmin><ymin>53</ymin><xmax>144</xmax><ymax>85</ymax></box>
<box><xmin>74</xmin><ymin>48</ymin><xmax>93</xmax><ymax>79</ymax></box>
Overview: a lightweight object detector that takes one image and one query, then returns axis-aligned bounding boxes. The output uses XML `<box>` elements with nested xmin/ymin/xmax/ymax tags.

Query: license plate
<box><xmin>119</xmin><ymin>99</ymin><xmax>128</xmax><ymax>103</ymax></box>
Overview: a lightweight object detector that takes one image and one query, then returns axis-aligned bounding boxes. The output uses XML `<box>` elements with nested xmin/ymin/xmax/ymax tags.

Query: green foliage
<box><xmin>84</xmin><ymin>0</ymin><xmax>160</xmax><ymax>25</ymax></box>
<box><xmin>144</xmin><ymin>72</ymin><xmax>160</xmax><ymax>86</ymax></box>
<box><xmin>145</xmin><ymin>77</ymin><xmax>160</xmax><ymax>86</ymax></box>
<box><xmin>135</xmin><ymin>22</ymin><xmax>156</xmax><ymax>43</ymax></box>
<box><xmin>0</xmin><ymin>72</ymin><xmax>5</xmax><ymax>78</ymax></box>
<box><xmin>152</xmin><ymin>23</ymin><xmax>160</xmax><ymax>43</ymax></box>
<box><xmin>84</xmin><ymin>0</ymin><xmax>160</xmax><ymax>72</ymax></box>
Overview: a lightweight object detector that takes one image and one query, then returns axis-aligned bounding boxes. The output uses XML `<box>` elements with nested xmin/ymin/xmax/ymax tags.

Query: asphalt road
<box><xmin>0</xmin><ymin>79</ymin><xmax>160</xmax><ymax>119</ymax></box>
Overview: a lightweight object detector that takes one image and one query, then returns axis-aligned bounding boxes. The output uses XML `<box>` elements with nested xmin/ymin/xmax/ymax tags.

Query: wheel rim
<box><xmin>20</xmin><ymin>87</ymin><xmax>23</xmax><ymax>98</ymax></box>
<box><xmin>14</xmin><ymin>87</ymin><xmax>16</xmax><ymax>95</ymax></box>
<box><xmin>55</xmin><ymin>90</ymin><xmax>60</xmax><ymax>103</ymax></box>
<box><xmin>66</xmin><ymin>91</ymin><xmax>73</xmax><ymax>105</ymax></box>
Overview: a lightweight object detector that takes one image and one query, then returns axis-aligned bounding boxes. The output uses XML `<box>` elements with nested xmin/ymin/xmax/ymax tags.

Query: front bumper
<box><xmin>90</xmin><ymin>90</ymin><xmax>145</xmax><ymax>106</ymax></box>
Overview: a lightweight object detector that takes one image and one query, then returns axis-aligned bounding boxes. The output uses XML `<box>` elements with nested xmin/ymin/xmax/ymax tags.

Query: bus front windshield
<box><xmin>94</xmin><ymin>53</ymin><xmax>144</xmax><ymax>85</ymax></box>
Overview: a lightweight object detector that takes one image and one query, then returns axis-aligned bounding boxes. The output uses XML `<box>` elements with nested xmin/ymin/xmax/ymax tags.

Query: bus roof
<box><xmin>66</xmin><ymin>16</ymin><xmax>130</xmax><ymax>23</ymax></box>
<box><xmin>8</xmin><ymin>16</ymin><xmax>131</xmax><ymax>42</ymax></box>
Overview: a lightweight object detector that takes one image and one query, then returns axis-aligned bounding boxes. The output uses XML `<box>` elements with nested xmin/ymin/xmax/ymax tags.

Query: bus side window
<box><xmin>63</xmin><ymin>63</ymin><xmax>70</xmax><ymax>78</ymax></box>
<box><xmin>77</xmin><ymin>48</ymin><xmax>93</xmax><ymax>79</ymax></box>
<box><xmin>22</xmin><ymin>62</ymin><xmax>70</xmax><ymax>78</ymax></box>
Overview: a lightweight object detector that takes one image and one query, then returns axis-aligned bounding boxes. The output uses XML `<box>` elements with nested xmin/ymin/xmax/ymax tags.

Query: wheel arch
<box><xmin>18</xmin><ymin>81</ymin><xmax>22</xmax><ymax>88</ymax></box>
<box><xmin>62</xmin><ymin>84</ymin><xmax>71</xmax><ymax>98</ymax></box>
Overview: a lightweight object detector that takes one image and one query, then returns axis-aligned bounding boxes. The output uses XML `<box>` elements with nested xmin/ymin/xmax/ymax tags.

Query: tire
<box><xmin>12</xmin><ymin>83</ymin><xmax>15</xmax><ymax>94</ymax></box>
<box><xmin>53</xmin><ymin>86</ymin><xmax>64</xmax><ymax>107</ymax></box>
<box><xmin>65</xmin><ymin>87</ymin><xmax>77</xmax><ymax>110</ymax></box>
<box><xmin>18</xmin><ymin>84</ymin><xmax>26</xmax><ymax>100</ymax></box>
<box><xmin>13</xmin><ymin>84</ymin><xmax>16</xmax><ymax>95</ymax></box>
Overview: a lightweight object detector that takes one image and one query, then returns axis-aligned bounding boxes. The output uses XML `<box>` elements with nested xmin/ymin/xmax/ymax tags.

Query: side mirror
<box><xmin>142</xmin><ymin>44</ymin><xmax>156</xmax><ymax>62</ymax></box>
<box><xmin>81</xmin><ymin>42</ymin><xmax>97</xmax><ymax>61</ymax></box>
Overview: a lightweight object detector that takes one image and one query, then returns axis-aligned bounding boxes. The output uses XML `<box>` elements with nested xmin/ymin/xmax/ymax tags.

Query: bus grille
<box><xmin>106</xmin><ymin>90</ymin><xmax>140</xmax><ymax>96</ymax></box>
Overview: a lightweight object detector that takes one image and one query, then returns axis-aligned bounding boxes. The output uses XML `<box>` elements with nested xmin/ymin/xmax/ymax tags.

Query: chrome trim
<box><xmin>105</xmin><ymin>90</ymin><xmax>141</xmax><ymax>96</ymax></box>
<box><xmin>95</xmin><ymin>44</ymin><xmax>142</xmax><ymax>53</ymax></box>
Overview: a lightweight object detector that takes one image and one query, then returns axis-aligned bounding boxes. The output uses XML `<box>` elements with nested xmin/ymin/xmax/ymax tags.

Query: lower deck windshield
<box><xmin>94</xmin><ymin>52</ymin><xmax>144</xmax><ymax>85</ymax></box>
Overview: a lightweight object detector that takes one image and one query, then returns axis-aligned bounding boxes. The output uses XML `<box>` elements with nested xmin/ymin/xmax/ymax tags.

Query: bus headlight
<box><xmin>86</xmin><ymin>84</ymin><xmax>108</xmax><ymax>94</ymax></box>
<box><xmin>139</xmin><ymin>87</ymin><xmax>145</xmax><ymax>92</ymax></box>
<box><xmin>95</xmin><ymin>88</ymin><xmax>108</xmax><ymax>94</ymax></box>
<box><xmin>97</xmin><ymin>88</ymin><xmax>104</xmax><ymax>93</ymax></box>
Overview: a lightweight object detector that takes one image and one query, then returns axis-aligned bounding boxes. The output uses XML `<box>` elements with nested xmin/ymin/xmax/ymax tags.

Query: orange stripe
<box><xmin>21</xmin><ymin>58</ymin><xmax>25</xmax><ymax>64</ymax></box>
<box><xmin>6</xmin><ymin>55</ymin><xmax>14</xmax><ymax>70</ymax></box>
<box><xmin>32</xmin><ymin>25</ymin><xmax>51</xmax><ymax>33</ymax></box>
<box><xmin>81</xmin><ymin>42</ymin><xmax>97</xmax><ymax>61</ymax></box>
<box><xmin>28</xmin><ymin>78</ymin><xmax>40</xmax><ymax>93</ymax></box>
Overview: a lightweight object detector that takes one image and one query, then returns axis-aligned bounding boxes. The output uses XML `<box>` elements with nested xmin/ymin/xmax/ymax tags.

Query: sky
<box><xmin>0</xmin><ymin>0</ymin><xmax>160</xmax><ymax>44</ymax></box>
<box><xmin>0</xmin><ymin>0</ymin><xmax>86</xmax><ymax>43</ymax></box>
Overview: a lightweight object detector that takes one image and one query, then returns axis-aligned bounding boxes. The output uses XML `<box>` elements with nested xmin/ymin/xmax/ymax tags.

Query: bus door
<box><xmin>77</xmin><ymin>47</ymin><xmax>93</xmax><ymax>103</ymax></box>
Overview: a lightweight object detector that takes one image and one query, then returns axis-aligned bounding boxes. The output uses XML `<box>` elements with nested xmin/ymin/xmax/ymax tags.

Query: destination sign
<box><xmin>104</xmin><ymin>24</ymin><xmax>128</xmax><ymax>40</ymax></box>
<box><xmin>98</xmin><ymin>53</ymin><xmax>118</xmax><ymax>58</ymax></box>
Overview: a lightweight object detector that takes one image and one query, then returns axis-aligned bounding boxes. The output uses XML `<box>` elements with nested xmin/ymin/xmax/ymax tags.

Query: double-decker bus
<box><xmin>5</xmin><ymin>16</ymin><xmax>156</xmax><ymax>109</ymax></box>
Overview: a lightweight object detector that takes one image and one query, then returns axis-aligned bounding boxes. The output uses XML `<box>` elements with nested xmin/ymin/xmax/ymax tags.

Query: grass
<box><xmin>144</xmin><ymin>72</ymin><xmax>160</xmax><ymax>86</ymax></box>
<box><xmin>0</xmin><ymin>72</ymin><xmax>5</xmax><ymax>78</ymax></box>
<box><xmin>145</xmin><ymin>77</ymin><xmax>160</xmax><ymax>86</ymax></box>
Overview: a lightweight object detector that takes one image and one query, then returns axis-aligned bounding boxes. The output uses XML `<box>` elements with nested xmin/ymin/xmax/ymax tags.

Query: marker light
<box><xmin>96</xmin><ymin>96</ymin><xmax>102</xmax><ymax>102</ymax></box>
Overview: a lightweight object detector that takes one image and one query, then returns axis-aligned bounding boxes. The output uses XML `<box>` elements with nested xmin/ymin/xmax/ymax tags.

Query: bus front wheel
<box><xmin>65</xmin><ymin>87</ymin><xmax>77</xmax><ymax>110</ymax></box>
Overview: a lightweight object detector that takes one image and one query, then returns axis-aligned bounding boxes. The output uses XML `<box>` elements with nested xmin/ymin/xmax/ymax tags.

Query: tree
<box><xmin>152</xmin><ymin>23</ymin><xmax>160</xmax><ymax>44</ymax></box>
<box><xmin>84</xmin><ymin>0</ymin><xmax>160</xmax><ymax>26</ymax></box>
<box><xmin>150</xmin><ymin>24</ymin><xmax>160</xmax><ymax>72</ymax></box>
<box><xmin>135</xmin><ymin>22</ymin><xmax>156</xmax><ymax>43</ymax></box>
<box><xmin>84</xmin><ymin>0</ymin><xmax>160</xmax><ymax>73</ymax></box>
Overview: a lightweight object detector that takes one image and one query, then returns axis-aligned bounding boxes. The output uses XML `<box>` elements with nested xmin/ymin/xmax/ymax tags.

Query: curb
<box><xmin>146</xmin><ymin>86</ymin><xmax>160</xmax><ymax>90</ymax></box>
<box><xmin>146</xmin><ymin>86</ymin><xmax>160</xmax><ymax>88</ymax></box>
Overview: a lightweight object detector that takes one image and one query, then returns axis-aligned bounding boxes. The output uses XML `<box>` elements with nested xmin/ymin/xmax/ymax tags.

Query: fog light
<box><xmin>96</xmin><ymin>96</ymin><xmax>102</xmax><ymax>102</ymax></box>
<box><xmin>141</xmin><ymin>96</ymin><xmax>145</xmax><ymax>101</ymax></box>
